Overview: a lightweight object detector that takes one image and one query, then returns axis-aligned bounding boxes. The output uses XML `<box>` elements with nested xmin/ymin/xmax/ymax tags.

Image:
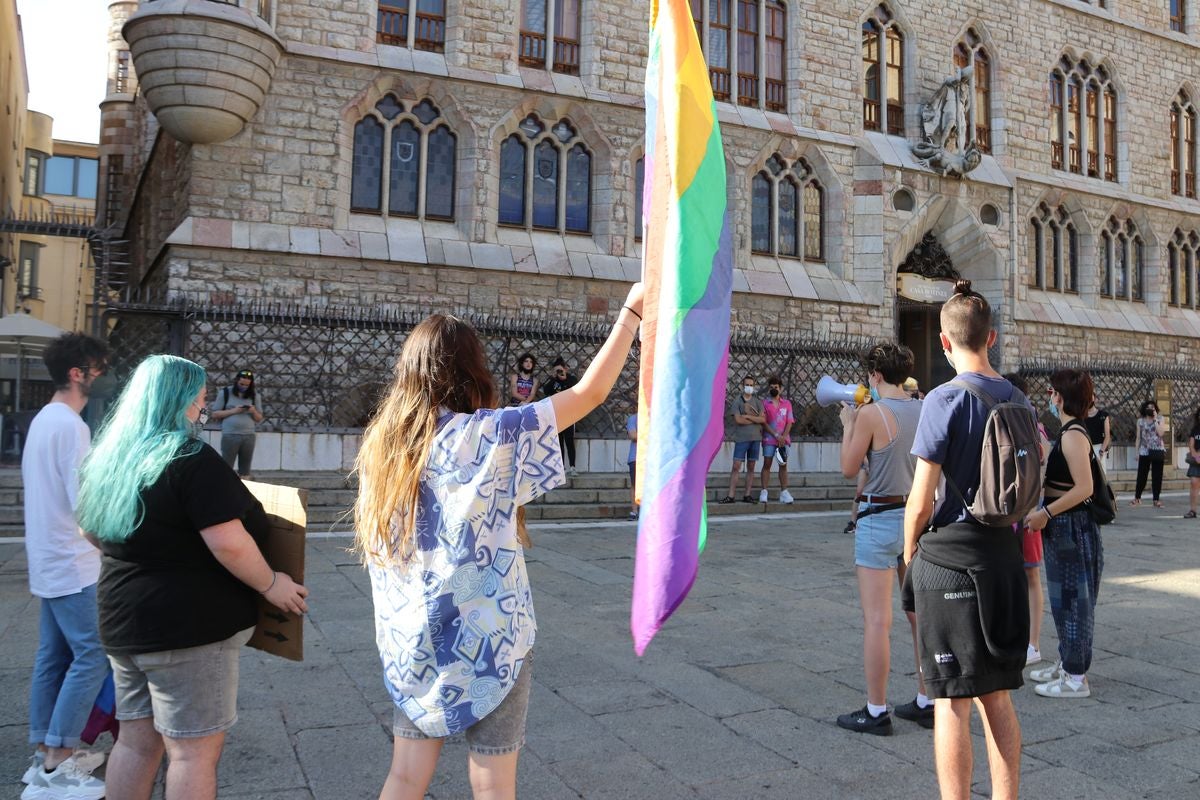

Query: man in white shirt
<box><xmin>21</xmin><ymin>332</ymin><xmax>110</xmax><ymax>797</ymax></box>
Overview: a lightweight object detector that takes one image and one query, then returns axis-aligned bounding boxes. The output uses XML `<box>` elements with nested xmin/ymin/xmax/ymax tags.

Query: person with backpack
<box><xmin>902</xmin><ymin>281</ymin><xmax>1037</xmax><ymax>800</ymax></box>
<box><xmin>210</xmin><ymin>369</ymin><xmax>264</xmax><ymax>479</ymax></box>
<box><xmin>1025</xmin><ymin>369</ymin><xmax>1103</xmax><ymax>699</ymax></box>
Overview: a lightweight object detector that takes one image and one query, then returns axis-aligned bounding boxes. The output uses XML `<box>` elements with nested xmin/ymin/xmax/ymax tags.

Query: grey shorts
<box><xmin>393</xmin><ymin>651</ymin><xmax>534</xmax><ymax>756</ymax></box>
<box><xmin>108</xmin><ymin>627</ymin><xmax>253</xmax><ymax>739</ymax></box>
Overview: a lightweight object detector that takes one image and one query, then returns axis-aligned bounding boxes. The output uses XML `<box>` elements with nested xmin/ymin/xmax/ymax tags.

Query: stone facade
<box><xmin>106</xmin><ymin>0</ymin><xmax>1200</xmax><ymax>394</ymax></box>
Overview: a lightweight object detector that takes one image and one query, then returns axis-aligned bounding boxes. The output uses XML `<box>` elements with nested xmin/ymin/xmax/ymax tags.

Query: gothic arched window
<box><xmin>498</xmin><ymin>114</ymin><xmax>592</xmax><ymax>234</ymax></box>
<box><xmin>1168</xmin><ymin>228</ymin><xmax>1200</xmax><ymax>307</ymax></box>
<box><xmin>1049</xmin><ymin>56</ymin><xmax>1117</xmax><ymax>181</ymax></box>
<box><xmin>954</xmin><ymin>29</ymin><xmax>992</xmax><ymax>152</ymax></box>
<box><xmin>1029</xmin><ymin>203</ymin><xmax>1077</xmax><ymax>292</ymax></box>
<box><xmin>751</xmin><ymin>155</ymin><xmax>824</xmax><ymax>261</ymax></box>
<box><xmin>1171</xmin><ymin>90</ymin><xmax>1197</xmax><ymax>198</ymax></box>
<box><xmin>351</xmin><ymin>96</ymin><xmax>456</xmax><ymax>220</ymax></box>
<box><xmin>863</xmin><ymin>4</ymin><xmax>904</xmax><ymax>136</ymax></box>
<box><xmin>1101</xmin><ymin>217</ymin><xmax>1144</xmax><ymax>301</ymax></box>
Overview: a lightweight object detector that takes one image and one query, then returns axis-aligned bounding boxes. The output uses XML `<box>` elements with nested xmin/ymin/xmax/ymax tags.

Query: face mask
<box><xmin>869</xmin><ymin>386</ymin><xmax>882</xmax><ymax>403</ymax></box>
<box><xmin>743</xmin><ymin>386</ymin><xmax>756</xmax><ymax>395</ymax></box>
<box><xmin>769</xmin><ymin>388</ymin><xmax>780</xmax><ymax>398</ymax></box>
<box><xmin>87</xmin><ymin>374</ymin><xmax>118</xmax><ymax>397</ymax></box>
<box><xmin>198</xmin><ymin>407</ymin><xmax>210</xmax><ymax>426</ymax></box>
<box><xmin>943</xmin><ymin>350</ymin><xmax>956</xmax><ymax>370</ymax></box>
<box><xmin>1048</xmin><ymin>400</ymin><xmax>1060</xmax><ymax>419</ymax></box>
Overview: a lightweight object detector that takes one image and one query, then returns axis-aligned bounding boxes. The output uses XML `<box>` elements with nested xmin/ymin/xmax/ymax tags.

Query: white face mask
<box><xmin>943</xmin><ymin>349</ymin><xmax>956</xmax><ymax>371</ymax></box>
<box><xmin>743</xmin><ymin>386</ymin><xmax>756</xmax><ymax>395</ymax></box>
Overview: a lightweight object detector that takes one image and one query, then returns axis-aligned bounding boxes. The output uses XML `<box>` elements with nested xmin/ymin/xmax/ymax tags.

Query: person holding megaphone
<box><xmin>834</xmin><ymin>342</ymin><xmax>931</xmax><ymax>735</ymax></box>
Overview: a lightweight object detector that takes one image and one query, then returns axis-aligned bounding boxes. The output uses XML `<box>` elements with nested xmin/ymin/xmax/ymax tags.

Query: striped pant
<box><xmin>1042</xmin><ymin>508</ymin><xmax>1104</xmax><ymax>675</ymax></box>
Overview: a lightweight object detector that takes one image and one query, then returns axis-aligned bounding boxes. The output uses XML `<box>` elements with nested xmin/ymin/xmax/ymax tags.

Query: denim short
<box><xmin>854</xmin><ymin>504</ymin><xmax>904</xmax><ymax>569</ymax></box>
<box><xmin>732</xmin><ymin>440</ymin><xmax>761</xmax><ymax>462</ymax></box>
<box><xmin>762</xmin><ymin>444</ymin><xmax>787</xmax><ymax>463</ymax></box>
<box><xmin>109</xmin><ymin>627</ymin><xmax>253</xmax><ymax>739</ymax></box>
<box><xmin>393</xmin><ymin>651</ymin><xmax>534</xmax><ymax>755</ymax></box>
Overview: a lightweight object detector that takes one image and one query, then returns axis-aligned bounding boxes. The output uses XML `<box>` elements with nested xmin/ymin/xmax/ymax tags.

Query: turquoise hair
<box><xmin>78</xmin><ymin>355</ymin><xmax>208</xmax><ymax>542</ymax></box>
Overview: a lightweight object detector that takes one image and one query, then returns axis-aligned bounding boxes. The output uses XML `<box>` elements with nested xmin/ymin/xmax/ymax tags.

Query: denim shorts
<box><xmin>762</xmin><ymin>444</ymin><xmax>787</xmax><ymax>463</ymax></box>
<box><xmin>108</xmin><ymin>627</ymin><xmax>253</xmax><ymax>739</ymax></box>
<box><xmin>854</xmin><ymin>504</ymin><xmax>904</xmax><ymax>569</ymax></box>
<box><xmin>732</xmin><ymin>440</ymin><xmax>761</xmax><ymax>462</ymax></box>
<box><xmin>393</xmin><ymin>651</ymin><xmax>534</xmax><ymax>755</ymax></box>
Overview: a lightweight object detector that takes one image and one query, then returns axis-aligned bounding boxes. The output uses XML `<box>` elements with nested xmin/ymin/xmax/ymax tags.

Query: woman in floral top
<box><xmin>1132</xmin><ymin>399</ymin><xmax>1167</xmax><ymax>507</ymax></box>
<box><xmin>355</xmin><ymin>284</ymin><xmax>643</xmax><ymax>799</ymax></box>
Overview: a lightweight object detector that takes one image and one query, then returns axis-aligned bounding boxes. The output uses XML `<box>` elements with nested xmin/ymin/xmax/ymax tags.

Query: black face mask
<box><xmin>769</xmin><ymin>388</ymin><xmax>780</xmax><ymax>398</ymax></box>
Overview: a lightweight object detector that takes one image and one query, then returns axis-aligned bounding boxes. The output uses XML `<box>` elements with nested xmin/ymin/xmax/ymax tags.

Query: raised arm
<box><xmin>550</xmin><ymin>284</ymin><xmax>644</xmax><ymax>430</ymax></box>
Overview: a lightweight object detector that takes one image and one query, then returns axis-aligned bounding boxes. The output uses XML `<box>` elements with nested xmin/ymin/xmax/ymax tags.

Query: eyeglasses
<box><xmin>77</xmin><ymin>363</ymin><xmax>108</xmax><ymax>377</ymax></box>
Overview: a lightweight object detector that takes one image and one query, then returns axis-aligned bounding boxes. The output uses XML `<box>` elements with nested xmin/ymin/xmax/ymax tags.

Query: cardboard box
<box><xmin>242</xmin><ymin>480</ymin><xmax>309</xmax><ymax>662</ymax></box>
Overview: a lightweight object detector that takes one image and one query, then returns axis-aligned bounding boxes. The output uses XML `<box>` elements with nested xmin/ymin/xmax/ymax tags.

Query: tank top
<box><xmin>862</xmin><ymin>397</ymin><xmax>923</xmax><ymax>498</ymax></box>
<box><xmin>514</xmin><ymin>374</ymin><xmax>534</xmax><ymax>400</ymax></box>
<box><xmin>1046</xmin><ymin>419</ymin><xmax>1088</xmax><ymax>492</ymax></box>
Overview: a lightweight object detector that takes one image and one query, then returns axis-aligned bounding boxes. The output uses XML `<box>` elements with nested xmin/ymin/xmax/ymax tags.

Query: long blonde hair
<box><xmin>354</xmin><ymin>315</ymin><xmax>503</xmax><ymax>566</ymax></box>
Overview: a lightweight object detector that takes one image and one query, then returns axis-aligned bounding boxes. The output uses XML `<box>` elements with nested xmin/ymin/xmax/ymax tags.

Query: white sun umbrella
<box><xmin>0</xmin><ymin>314</ymin><xmax>67</xmax><ymax>410</ymax></box>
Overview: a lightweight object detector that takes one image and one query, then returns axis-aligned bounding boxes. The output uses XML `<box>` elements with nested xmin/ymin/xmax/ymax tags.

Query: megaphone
<box><xmin>816</xmin><ymin>375</ymin><xmax>871</xmax><ymax>407</ymax></box>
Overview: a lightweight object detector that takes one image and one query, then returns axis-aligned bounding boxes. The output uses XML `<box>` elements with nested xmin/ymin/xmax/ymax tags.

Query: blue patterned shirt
<box><xmin>370</xmin><ymin>400</ymin><xmax>564</xmax><ymax>736</ymax></box>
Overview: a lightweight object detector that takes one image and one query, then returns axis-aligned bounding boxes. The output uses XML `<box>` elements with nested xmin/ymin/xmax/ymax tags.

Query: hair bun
<box><xmin>953</xmin><ymin>279</ymin><xmax>973</xmax><ymax>295</ymax></box>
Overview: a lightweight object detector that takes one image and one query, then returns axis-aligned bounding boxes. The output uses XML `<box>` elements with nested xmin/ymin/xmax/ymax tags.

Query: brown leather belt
<box><xmin>856</xmin><ymin>494</ymin><xmax>907</xmax><ymax>505</ymax></box>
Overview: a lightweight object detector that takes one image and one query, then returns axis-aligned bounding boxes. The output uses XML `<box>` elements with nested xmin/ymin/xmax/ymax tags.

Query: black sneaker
<box><xmin>843</xmin><ymin>521</ymin><xmax>856</xmax><ymax>535</ymax></box>
<box><xmin>893</xmin><ymin>698</ymin><xmax>935</xmax><ymax>729</ymax></box>
<box><xmin>718</xmin><ymin>496</ymin><xmax>735</xmax><ymax>505</ymax></box>
<box><xmin>836</xmin><ymin>706</ymin><xmax>893</xmax><ymax>735</ymax></box>
<box><xmin>741</xmin><ymin>494</ymin><xmax>755</xmax><ymax>503</ymax></box>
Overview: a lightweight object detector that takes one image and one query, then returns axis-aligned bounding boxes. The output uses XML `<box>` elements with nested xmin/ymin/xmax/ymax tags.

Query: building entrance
<box><xmin>895</xmin><ymin>233</ymin><xmax>959</xmax><ymax>393</ymax></box>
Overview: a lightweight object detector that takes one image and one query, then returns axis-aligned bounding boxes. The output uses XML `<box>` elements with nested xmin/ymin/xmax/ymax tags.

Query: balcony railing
<box><xmin>975</xmin><ymin>125</ymin><xmax>991</xmax><ymax>153</ymax></box>
<box><xmin>414</xmin><ymin>12</ymin><xmax>445</xmax><ymax>52</ymax></box>
<box><xmin>1187</xmin><ymin>172</ymin><xmax>1196</xmax><ymax>198</ymax></box>
<box><xmin>1172</xmin><ymin>170</ymin><xmax>1181</xmax><ymax>195</ymax></box>
<box><xmin>377</xmin><ymin>7</ymin><xmax>407</xmax><ymax>46</ymax></box>
<box><xmin>863</xmin><ymin>99</ymin><xmax>880</xmax><ymax>132</ymax></box>
<box><xmin>1087</xmin><ymin>150</ymin><xmax>1099</xmax><ymax>178</ymax></box>
<box><xmin>1104</xmin><ymin>154</ymin><xmax>1116</xmax><ymax>182</ymax></box>
<box><xmin>552</xmin><ymin>37</ymin><xmax>579</xmax><ymax>75</ymax></box>
<box><xmin>1051</xmin><ymin>141</ymin><xmax>1063</xmax><ymax>170</ymax></box>
<box><xmin>886</xmin><ymin>101</ymin><xmax>903</xmax><ymax>137</ymax></box>
<box><xmin>765</xmin><ymin>79</ymin><xmax>785</xmax><ymax>112</ymax></box>
<box><xmin>1068</xmin><ymin>144</ymin><xmax>1081</xmax><ymax>173</ymax></box>
<box><xmin>16</xmin><ymin>286</ymin><xmax>43</xmax><ymax>301</ymax></box>
<box><xmin>737</xmin><ymin>73</ymin><xmax>758</xmax><ymax>106</ymax></box>
<box><xmin>519</xmin><ymin>30</ymin><xmax>546</xmax><ymax>66</ymax></box>
<box><xmin>710</xmin><ymin>67</ymin><xmax>730</xmax><ymax>103</ymax></box>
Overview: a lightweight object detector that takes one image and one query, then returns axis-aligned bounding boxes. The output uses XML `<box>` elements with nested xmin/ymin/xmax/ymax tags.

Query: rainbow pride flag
<box><xmin>631</xmin><ymin>0</ymin><xmax>733</xmax><ymax>656</ymax></box>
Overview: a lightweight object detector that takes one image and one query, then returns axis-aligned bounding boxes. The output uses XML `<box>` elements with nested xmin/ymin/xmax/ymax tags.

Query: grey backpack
<box><xmin>944</xmin><ymin>380</ymin><xmax>1044</xmax><ymax>528</ymax></box>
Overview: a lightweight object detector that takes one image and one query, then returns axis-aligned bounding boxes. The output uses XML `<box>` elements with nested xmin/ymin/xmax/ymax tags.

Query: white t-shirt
<box><xmin>21</xmin><ymin>402</ymin><xmax>99</xmax><ymax>598</ymax></box>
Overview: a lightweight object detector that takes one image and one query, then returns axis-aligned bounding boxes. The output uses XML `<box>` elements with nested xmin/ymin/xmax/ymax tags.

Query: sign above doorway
<box><xmin>897</xmin><ymin>273</ymin><xmax>956</xmax><ymax>304</ymax></box>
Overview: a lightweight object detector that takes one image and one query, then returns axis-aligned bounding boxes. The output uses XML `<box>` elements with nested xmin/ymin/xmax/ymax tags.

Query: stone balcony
<box><xmin>122</xmin><ymin>0</ymin><xmax>283</xmax><ymax>144</ymax></box>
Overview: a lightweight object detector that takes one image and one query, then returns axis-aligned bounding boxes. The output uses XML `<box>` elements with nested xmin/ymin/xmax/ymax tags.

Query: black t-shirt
<box><xmin>98</xmin><ymin>442</ymin><xmax>269</xmax><ymax>655</ymax></box>
<box><xmin>1083</xmin><ymin>410</ymin><xmax>1109</xmax><ymax>445</ymax></box>
<box><xmin>542</xmin><ymin>374</ymin><xmax>577</xmax><ymax>397</ymax></box>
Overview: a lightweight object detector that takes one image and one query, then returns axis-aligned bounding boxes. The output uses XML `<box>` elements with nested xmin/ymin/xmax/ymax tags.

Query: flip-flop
<box><xmin>1154</xmin><ymin>501</ymin><xmax>1164</xmax><ymax>508</ymax></box>
<box><xmin>1130</xmin><ymin>499</ymin><xmax>1141</xmax><ymax>506</ymax></box>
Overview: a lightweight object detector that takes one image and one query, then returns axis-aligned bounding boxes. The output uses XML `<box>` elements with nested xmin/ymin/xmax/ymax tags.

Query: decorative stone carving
<box><xmin>123</xmin><ymin>0</ymin><xmax>283</xmax><ymax>144</ymax></box>
<box><xmin>898</xmin><ymin>233</ymin><xmax>960</xmax><ymax>280</ymax></box>
<box><xmin>911</xmin><ymin>67</ymin><xmax>982</xmax><ymax>178</ymax></box>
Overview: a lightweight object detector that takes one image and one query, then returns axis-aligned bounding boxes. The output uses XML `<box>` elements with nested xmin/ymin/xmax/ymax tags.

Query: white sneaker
<box><xmin>20</xmin><ymin>751</ymin><xmax>44</xmax><ymax>784</ymax></box>
<box><xmin>1026</xmin><ymin>645</ymin><xmax>1042</xmax><ymax>666</ymax></box>
<box><xmin>779</xmin><ymin>489</ymin><xmax>794</xmax><ymax>504</ymax></box>
<box><xmin>568</xmin><ymin>466</ymin><xmax>578</xmax><ymax>477</ymax></box>
<box><xmin>1030</xmin><ymin>661</ymin><xmax>1063</xmax><ymax>683</ymax></box>
<box><xmin>1034</xmin><ymin>674</ymin><xmax>1091</xmax><ymax>698</ymax></box>
<box><xmin>20</xmin><ymin>755</ymin><xmax>106</xmax><ymax>800</ymax></box>
<box><xmin>758</xmin><ymin>489</ymin><xmax>768</xmax><ymax>503</ymax></box>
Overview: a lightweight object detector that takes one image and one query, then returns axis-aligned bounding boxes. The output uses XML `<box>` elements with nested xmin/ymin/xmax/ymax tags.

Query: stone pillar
<box><xmin>97</xmin><ymin>0</ymin><xmax>139</xmax><ymax>229</ymax></box>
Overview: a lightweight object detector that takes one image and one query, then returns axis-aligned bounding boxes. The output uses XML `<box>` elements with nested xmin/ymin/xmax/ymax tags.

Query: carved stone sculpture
<box><xmin>911</xmin><ymin>66</ymin><xmax>982</xmax><ymax>178</ymax></box>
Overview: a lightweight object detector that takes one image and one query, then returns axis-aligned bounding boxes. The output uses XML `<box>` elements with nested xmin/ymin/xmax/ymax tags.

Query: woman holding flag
<box><xmin>356</xmin><ymin>284</ymin><xmax>643</xmax><ymax>800</ymax></box>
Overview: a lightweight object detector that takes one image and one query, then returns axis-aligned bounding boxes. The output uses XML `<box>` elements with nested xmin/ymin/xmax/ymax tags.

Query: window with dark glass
<box><xmin>1171</xmin><ymin>89</ymin><xmax>1197</xmax><ymax>198</ymax></box>
<box><xmin>1166</xmin><ymin>229</ymin><xmax>1199</xmax><ymax>308</ymax></box>
<box><xmin>690</xmin><ymin>0</ymin><xmax>787</xmax><ymax>111</ymax></box>
<box><xmin>1101</xmin><ymin>217</ymin><xmax>1143</xmax><ymax>301</ymax></box>
<box><xmin>1171</xmin><ymin>0</ymin><xmax>1186</xmax><ymax>32</ymax></box>
<box><xmin>862</xmin><ymin>5</ymin><xmax>903</xmax><ymax>135</ymax></box>
<box><xmin>497</xmin><ymin>113</ymin><xmax>592</xmax><ymax>234</ymax></box>
<box><xmin>17</xmin><ymin>242</ymin><xmax>40</xmax><ymax>299</ymax></box>
<box><xmin>751</xmin><ymin>154</ymin><xmax>824</xmax><ymax>260</ymax></box>
<box><xmin>519</xmin><ymin>0</ymin><xmax>581</xmax><ymax>75</ymax></box>
<box><xmin>1049</xmin><ymin>56</ymin><xmax>1117</xmax><ymax>182</ymax></box>
<box><xmin>43</xmin><ymin>156</ymin><xmax>98</xmax><ymax>199</ymax></box>
<box><xmin>351</xmin><ymin>96</ymin><xmax>456</xmax><ymax>220</ymax></box>
<box><xmin>377</xmin><ymin>0</ymin><xmax>444</xmax><ymax>52</ymax></box>
<box><xmin>1030</xmin><ymin>203</ymin><xmax>1077</xmax><ymax>292</ymax></box>
<box><xmin>953</xmin><ymin>29</ymin><xmax>992</xmax><ymax>153</ymax></box>
<box><xmin>634</xmin><ymin>156</ymin><xmax>645</xmax><ymax>241</ymax></box>
<box><xmin>23</xmin><ymin>151</ymin><xmax>43</xmax><ymax>196</ymax></box>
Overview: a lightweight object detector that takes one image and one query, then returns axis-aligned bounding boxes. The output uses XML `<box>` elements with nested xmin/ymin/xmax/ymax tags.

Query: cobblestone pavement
<box><xmin>2</xmin><ymin>497</ymin><xmax>1199</xmax><ymax>799</ymax></box>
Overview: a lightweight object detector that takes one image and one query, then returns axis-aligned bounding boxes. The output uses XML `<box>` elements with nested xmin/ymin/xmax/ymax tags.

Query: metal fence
<box><xmin>1017</xmin><ymin>359</ymin><xmax>1200</xmax><ymax>445</ymax></box>
<box><xmin>102</xmin><ymin>299</ymin><xmax>880</xmax><ymax>439</ymax></box>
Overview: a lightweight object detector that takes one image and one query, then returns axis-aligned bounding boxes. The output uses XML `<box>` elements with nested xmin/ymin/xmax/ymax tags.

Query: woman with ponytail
<box><xmin>77</xmin><ymin>355</ymin><xmax>307</xmax><ymax>800</ymax></box>
<box><xmin>359</xmin><ymin>284</ymin><xmax>643</xmax><ymax>800</ymax></box>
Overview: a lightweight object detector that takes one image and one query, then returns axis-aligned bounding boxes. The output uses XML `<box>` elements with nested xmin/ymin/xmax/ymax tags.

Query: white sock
<box><xmin>867</xmin><ymin>702</ymin><xmax>888</xmax><ymax>717</ymax></box>
<box><xmin>1066</xmin><ymin>672</ymin><xmax>1086</xmax><ymax>683</ymax></box>
<box><xmin>916</xmin><ymin>693</ymin><xmax>932</xmax><ymax>709</ymax></box>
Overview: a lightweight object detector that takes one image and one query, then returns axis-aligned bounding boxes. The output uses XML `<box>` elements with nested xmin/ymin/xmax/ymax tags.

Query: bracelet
<box><xmin>259</xmin><ymin>571</ymin><xmax>277</xmax><ymax>594</ymax></box>
<box><xmin>1042</xmin><ymin>504</ymin><xmax>1054</xmax><ymax>520</ymax></box>
<box><xmin>622</xmin><ymin>305</ymin><xmax>642</xmax><ymax>321</ymax></box>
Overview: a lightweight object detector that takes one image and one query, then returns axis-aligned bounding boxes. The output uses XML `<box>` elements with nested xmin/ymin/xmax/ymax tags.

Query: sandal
<box><xmin>1154</xmin><ymin>500</ymin><xmax>1164</xmax><ymax>508</ymax></box>
<box><xmin>1130</xmin><ymin>498</ymin><xmax>1141</xmax><ymax>506</ymax></box>
<box><xmin>1184</xmin><ymin>510</ymin><xmax>1197</xmax><ymax>519</ymax></box>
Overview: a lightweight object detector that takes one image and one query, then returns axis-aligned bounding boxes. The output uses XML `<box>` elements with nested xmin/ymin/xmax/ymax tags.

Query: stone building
<box><xmin>102</xmin><ymin>0</ymin><xmax>1200</xmax><ymax>453</ymax></box>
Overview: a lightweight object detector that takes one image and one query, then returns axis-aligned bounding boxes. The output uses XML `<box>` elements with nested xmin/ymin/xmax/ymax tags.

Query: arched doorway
<box><xmin>896</xmin><ymin>232</ymin><xmax>960</xmax><ymax>392</ymax></box>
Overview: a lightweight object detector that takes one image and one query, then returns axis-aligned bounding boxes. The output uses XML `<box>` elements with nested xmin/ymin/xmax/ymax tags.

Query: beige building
<box><xmin>102</xmin><ymin>0</ymin><xmax>1200</xmax><ymax>455</ymax></box>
